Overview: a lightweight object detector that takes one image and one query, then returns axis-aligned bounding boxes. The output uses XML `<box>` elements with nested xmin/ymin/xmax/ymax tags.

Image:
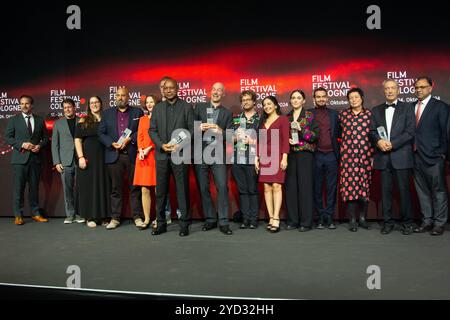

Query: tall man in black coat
<box><xmin>370</xmin><ymin>79</ymin><xmax>415</xmax><ymax>235</ymax></box>
<box><xmin>5</xmin><ymin>95</ymin><xmax>49</xmax><ymax>225</ymax></box>
<box><xmin>412</xmin><ymin>76</ymin><xmax>449</xmax><ymax>236</ymax></box>
<box><xmin>149</xmin><ymin>78</ymin><xmax>194</xmax><ymax>237</ymax></box>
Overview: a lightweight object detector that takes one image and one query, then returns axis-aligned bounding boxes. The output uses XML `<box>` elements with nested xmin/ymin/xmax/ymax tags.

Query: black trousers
<box><xmin>380</xmin><ymin>161</ymin><xmax>413</xmax><ymax>226</ymax></box>
<box><xmin>107</xmin><ymin>153</ymin><xmax>142</xmax><ymax>221</ymax></box>
<box><xmin>285</xmin><ymin>152</ymin><xmax>314</xmax><ymax>228</ymax></box>
<box><xmin>155</xmin><ymin>158</ymin><xmax>190</xmax><ymax>229</ymax></box>
<box><xmin>314</xmin><ymin>152</ymin><xmax>338</xmax><ymax>219</ymax></box>
<box><xmin>413</xmin><ymin>155</ymin><xmax>448</xmax><ymax>227</ymax></box>
<box><xmin>13</xmin><ymin>154</ymin><xmax>41</xmax><ymax>217</ymax></box>
<box><xmin>231</xmin><ymin>164</ymin><xmax>259</xmax><ymax>225</ymax></box>
<box><xmin>195</xmin><ymin>163</ymin><xmax>229</xmax><ymax>226</ymax></box>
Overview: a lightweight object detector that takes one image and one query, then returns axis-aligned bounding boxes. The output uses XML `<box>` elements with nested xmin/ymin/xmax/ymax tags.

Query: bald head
<box><xmin>211</xmin><ymin>82</ymin><xmax>225</xmax><ymax>105</ymax></box>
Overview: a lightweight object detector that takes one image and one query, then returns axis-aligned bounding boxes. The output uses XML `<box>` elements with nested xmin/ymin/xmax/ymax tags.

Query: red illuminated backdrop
<box><xmin>1</xmin><ymin>37</ymin><xmax>449</xmax><ymax>220</ymax></box>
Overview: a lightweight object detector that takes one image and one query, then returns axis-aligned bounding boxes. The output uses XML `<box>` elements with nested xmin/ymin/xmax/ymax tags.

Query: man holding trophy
<box><xmin>369</xmin><ymin>79</ymin><xmax>415</xmax><ymax>235</ymax></box>
<box><xmin>149</xmin><ymin>78</ymin><xmax>194</xmax><ymax>237</ymax></box>
<box><xmin>98</xmin><ymin>86</ymin><xmax>144</xmax><ymax>230</ymax></box>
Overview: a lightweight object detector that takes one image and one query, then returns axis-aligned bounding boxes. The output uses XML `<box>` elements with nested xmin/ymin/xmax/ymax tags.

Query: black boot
<box><xmin>347</xmin><ymin>201</ymin><xmax>358</xmax><ymax>232</ymax></box>
<box><xmin>358</xmin><ymin>200</ymin><xmax>371</xmax><ymax>230</ymax></box>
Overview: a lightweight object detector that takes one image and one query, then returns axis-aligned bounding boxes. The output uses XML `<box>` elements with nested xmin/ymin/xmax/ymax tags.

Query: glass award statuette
<box><xmin>117</xmin><ymin>128</ymin><xmax>132</xmax><ymax>145</ymax></box>
<box><xmin>291</xmin><ymin>121</ymin><xmax>300</xmax><ymax>144</ymax></box>
<box><xmin>169</xmin><ymin>131</ymin><xmax>188</xmax><ymax>146</ymax></box>
<box><xmin>207</xmin><ymin>107</ymin><xmax>214</xmax><ymax>124</ymax></box>
<box><xmin>238</xmin><ymin>117</ymin><xmax>248</xmax><ymax>152</ymax></box>
<box><xmin>377</xmin><ymin>126</ymin><xmax>389</xmax><ymax>141</ymax></box>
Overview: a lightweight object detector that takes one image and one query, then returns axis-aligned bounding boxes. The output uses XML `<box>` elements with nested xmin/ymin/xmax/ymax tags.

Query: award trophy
<box><xmin>291</xmin><ymin>121</ymin><xmax>300</xmax><ymax>144</ymax></box>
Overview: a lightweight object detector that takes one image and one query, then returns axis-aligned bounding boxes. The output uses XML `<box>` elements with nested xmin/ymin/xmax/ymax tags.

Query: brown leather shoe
<box><xmin>31</xmin><ymin>215</ymin><xmax>48</xmax><ymax>223</ymax></box>
<box><xmin>15</xmin><ymin>217</ymin><xmax>25</xmax><ymax>225</ymax></box>
<box><xmin>430</xmin><ymin>226</ymin><xmax>444</xmax><ymax>236</ymax></box>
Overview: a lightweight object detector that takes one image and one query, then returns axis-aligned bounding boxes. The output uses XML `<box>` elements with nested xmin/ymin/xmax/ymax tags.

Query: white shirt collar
<box><xmin>22</xmin><ymin>112</ymin><xmax>33</xmax><ymax>119</ymax></box>
<box><xmin>418</xmin><ymin>95</ymin><xmax>432</xmax><ymax>106</ymax></box>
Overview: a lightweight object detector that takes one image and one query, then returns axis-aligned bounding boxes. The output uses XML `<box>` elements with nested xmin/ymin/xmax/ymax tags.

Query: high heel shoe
<box><xmin>270</xmin><ymin>218</ymin><xmax>280</xmax><ymax>233</ymax></box>
<box><xmin>266</xmin><ymin>217</ymin><xmax>274</xmax><ymax>230</ymax></box>
<box><xmin>138</xmin><ymin>221</ymin><xmax>150</xmax><ymax>231</ymax></box>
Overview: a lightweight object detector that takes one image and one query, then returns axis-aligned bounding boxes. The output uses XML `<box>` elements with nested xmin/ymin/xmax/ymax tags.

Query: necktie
<box><xmin>415</xmin><ymin>101</ymin><xmax>422</xmax><ymax>127</ymax></box>
<box><xmin>26</xmin><ymin>116</ymin><xmax>33</xmax><ymax>136</ymax></box>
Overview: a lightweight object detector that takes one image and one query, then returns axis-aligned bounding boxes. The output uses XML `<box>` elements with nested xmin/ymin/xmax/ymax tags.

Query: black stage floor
<box><xmin>0</xmin><ymin>218</ymin><xmax>449</xmax><ymax>299</ymax></box>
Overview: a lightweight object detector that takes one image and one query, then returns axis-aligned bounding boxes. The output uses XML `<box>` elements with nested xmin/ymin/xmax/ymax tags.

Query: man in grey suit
<box><xmin>194</xmin><ymin>82</ymin><xmax>233</xmax><ymax>235</ymax></box>
<box><xmin>5</xmin><ymin>95</ymin><xmax>49</xmax><ymax>225</ymax></box>
<box><xmin>52</xmin><ymin>98</ymin><xmax>84</xmax><ymax>224</ymax></box>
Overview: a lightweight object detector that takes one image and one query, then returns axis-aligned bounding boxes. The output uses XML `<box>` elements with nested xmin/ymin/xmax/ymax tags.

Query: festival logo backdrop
<box><xmin>1</xmin><ymin>38</ymin><xmax>449</xmax><ymax>217</ymax></box>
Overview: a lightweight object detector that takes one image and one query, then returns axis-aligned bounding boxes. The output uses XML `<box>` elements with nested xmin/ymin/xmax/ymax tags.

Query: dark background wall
<box><xmin>1</xmin><ymin>1</ymin><xmax>449</xmax><ymax>219</ymax></box>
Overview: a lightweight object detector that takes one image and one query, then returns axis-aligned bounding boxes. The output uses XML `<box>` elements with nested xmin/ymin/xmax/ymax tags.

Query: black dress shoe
<box><xmin>249</xmin><ymin>224</ymin><xmax>257</xmax><ymax>229</ymax></box>
<box><xmin>286</xmin><ymin>225</ymin><xmax>298</xmax><ymax>230</ymax></box>
<box><xmin>358</xmin><ymin>218</ymin><xmax>371</xmax><ymax>230</ymax></box>
<box><xmin>348</xmin><ymin>220</ymin><xmax>358</xmax><ymax>232</ymax></box>
<box><xmin>430</xmin><ymin>226</ymin><xmax>444</xmax><ymax>236</ymax></box>
<box><xmin>401</xmin><ymin>224</ymin><xmax>414</xmax><ymax>235</ymax></box>
<box><xmin>381</xmin><ymin>224</ymin><xmax>395</xmax><ymax>234</ymax></box>
<box><xmin>202</xmin><ymin>222</ymin><xmax>217</xmax><ymax>231</ymax></box>
<box><xmin>298</xmin><ymin>226</ymin><xmax>311</xmax><ymax>232</ymax></box>
<box><xmin>316</xmin><ymin>223</ymin><xmax>325</xmax><ymax>230</ymax></box>
<box><xmin>179</xmin><ymin>227</ymin><xmax>189</xmax><ymax>237</ymax></box>
<box><xmin>219</xmin><ymin>225</ymin><xmax>233</xmax><ymax>235</ymax></box>
<box><xmin>239</xmin><ymin>222</ymin><xmax>249</xmax><ymax>229</ymax></box>
<box><xmin>151</xmin><ymin>226</ymin><xmax>167</xmax><ymax>235</ymax></box>
<box><xmin>316</xmin><ymin>216</ymin><xmax>325</xmax><ymax>229</ymax></box>
<box><xmin>414</xmin><ymin>224</ymin><xmax>433</xmax><ymax>233</ymax></box>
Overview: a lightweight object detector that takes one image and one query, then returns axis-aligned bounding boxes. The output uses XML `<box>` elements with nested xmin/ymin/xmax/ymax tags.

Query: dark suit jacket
<box><xmin>5</xmin><ymin>113</ymin><xmax>49</xmax><ymax>164</ymax></box>
<box><xmin>311</xmin><ymin>107</ymin><xmax>340</xmax><ymax>159</ymax></box>
<box><xmin>193</xmin><ymin>102</ymin><xmax>233</xmax><ymax>160</ymax></box>
<box><xmin>98</xmin><ymin>106</ymin><xmax>144</xmax><ymax>164</ymax></box>
<box><xmin>413</xmin><ymin>97</ymin><xmax>449</xmax><ymax>166</ymax></box>
<box><xmin>149</xmin><ymin>98</ymin><xmax>194</xmax><ymax>161</ymax></box>
<box><xmin>369</xmin><ymin>101</ymin><xmax>415</xmax><ymax>170</ymax></box>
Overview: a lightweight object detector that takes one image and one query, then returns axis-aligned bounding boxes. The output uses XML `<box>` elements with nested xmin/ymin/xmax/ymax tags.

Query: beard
<box><xmin>116</xmin><ymin>100</ymin><xmax>127</xmax><ymax>108</ymax></box>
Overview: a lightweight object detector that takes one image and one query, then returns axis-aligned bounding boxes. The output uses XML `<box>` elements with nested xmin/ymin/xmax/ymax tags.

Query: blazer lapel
<box><xmin>111</xmin><ymin>108</ymin><xmax>118</xmax><ymax>140</ymax></box>
<box><xmin>217</xmin><ymin>106</ymin><xmax>225</xmax><ymax>127</ymax></box>
<box><xmin>327</xmin><ymin>108</ymin><xmax>335</xmax><ymax>134</ymax></box>
<box><xmin>61</xmin><ymin>118</ymin><xmax>70</xmax><ymax>136</ymax></box>
<box><xmin>155</xmin><ymin>104</ymin><xmax>167</xmax><ymax>141</ymax></box>
<box><xmin>22</xmin><ymin>114</ymin><xmax>35</xmax><ymax>139</ymax></box>
<box><xmin>169</xmin><ymin>100</ymin><xmax>183</xmax><ymax>133</ymax></box>
<box><xmin>417</xmin><ymin>98</ymin><xmax>433</xmax><ymax>129</ymax></box>
<box><xmin>380</xmin><ymin>106</ymin><xmax>387</xmax><ymax>131</ymax></box>
<box><xmin>390</xmin><ymin>105</ymin><xmax>401</xmax><ymax>137</ymax></box>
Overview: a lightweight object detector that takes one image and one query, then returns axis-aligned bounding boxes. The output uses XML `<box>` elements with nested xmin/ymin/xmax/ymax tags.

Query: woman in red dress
<box><xmin>338</xmin><ymin>87</ymin><xmax>374</xmax><ymax>232</ymax></box>
<box><xmin>255</xmin><ymin>96</ymin><xmax>290</xmax><ymax>233</ymax></box>
<box><xmin>133</xmin><ymin>94</ymin><xmax>160</xmax><ymax>230</ymax></box>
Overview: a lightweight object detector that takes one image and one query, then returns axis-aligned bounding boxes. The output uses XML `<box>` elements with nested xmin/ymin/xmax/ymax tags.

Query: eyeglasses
<box><xmin>415</xmin><ymin>85</ymin><xmax>431</xmax><ymax>90</ymax></box>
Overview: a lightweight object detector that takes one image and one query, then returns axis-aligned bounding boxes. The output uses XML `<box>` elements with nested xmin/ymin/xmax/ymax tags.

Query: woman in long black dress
<box><xmin>74</xmin><ymin>96</ymin><xmax>111</xmax><ymax>227</ymax></box>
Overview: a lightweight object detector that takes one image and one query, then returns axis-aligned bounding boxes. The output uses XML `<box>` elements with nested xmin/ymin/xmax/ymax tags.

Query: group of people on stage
<box><xmin>5</xmin><ymin>76</ymin><xmax>450</xmax><ymax>236</ymax></box>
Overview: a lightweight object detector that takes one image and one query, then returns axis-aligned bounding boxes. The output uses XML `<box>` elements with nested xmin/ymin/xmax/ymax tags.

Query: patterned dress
<box><xmin>338</xmin><ymin>108</ymin><xmax>374</xmax><ymax>202</ymax></box>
